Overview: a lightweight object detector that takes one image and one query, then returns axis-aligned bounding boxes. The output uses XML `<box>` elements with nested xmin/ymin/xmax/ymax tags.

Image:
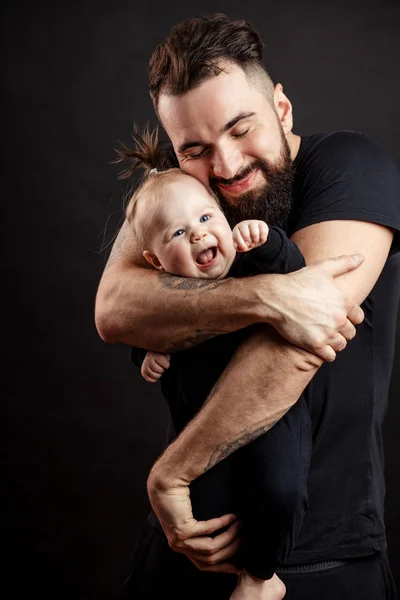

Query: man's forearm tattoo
<box><xmin>158</xmin><ymin>273</ymin><xmax>228</xmax><ymax>291</ymax></box>
<box><xmin>169</xmin><ymin>329</ymin><xmax>228</xmax><ymax>351</ymax></box>
<box><xmin>159</xmin><ymin>273</ymin><xmax>230</xmax><ymax>349</ymax></box>
<box><xmin>206</xmin><ymin>420</ymin><xmax>279</xmax><ymax>471</ymax></box>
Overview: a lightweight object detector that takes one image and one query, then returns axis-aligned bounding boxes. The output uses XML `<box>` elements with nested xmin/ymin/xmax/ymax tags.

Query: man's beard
<box><xmin>210</xmin><ymin>134</ymin><xmax>295</xmax><ymax>230</ymax></box>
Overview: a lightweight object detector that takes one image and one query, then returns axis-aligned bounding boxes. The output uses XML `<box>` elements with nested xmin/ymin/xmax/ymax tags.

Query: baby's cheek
<box><xmin>175</xmin><ymin>249</ymin><xmax>196</xmax><ymax>276</ymax></box>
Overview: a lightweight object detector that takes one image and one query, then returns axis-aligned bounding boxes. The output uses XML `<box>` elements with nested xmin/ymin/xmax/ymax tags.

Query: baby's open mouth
<box><xmin>196</xmin><ymin>246</ymin><xmax>218</xmax><ymax>266</ymax></box>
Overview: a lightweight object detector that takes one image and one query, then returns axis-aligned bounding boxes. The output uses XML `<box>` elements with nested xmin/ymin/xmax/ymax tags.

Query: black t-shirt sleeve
<box><xmin>290</xmin><ymin>131</ymin><xmax>400</xmax><ymax>254</ymax></box>
<box><xmin>244</xmin><ymin>226</ymin><xmax>305</xmax><ymax>274</ymax></box>
<box><xmin>229</xmin><ymin>226</ymin><xmax>305</xmax><ymax>277</ymax></box>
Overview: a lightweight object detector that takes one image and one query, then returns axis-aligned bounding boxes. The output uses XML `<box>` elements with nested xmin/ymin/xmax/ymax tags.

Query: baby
<box><xmin>117</xmin><ymin>128</ymin><xmax>311</xmax><ymax>599</ymax></box>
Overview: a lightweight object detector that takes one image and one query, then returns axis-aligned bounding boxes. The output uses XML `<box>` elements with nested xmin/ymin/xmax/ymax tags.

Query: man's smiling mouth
<box><xmin>217</xmin><ymin>169</ymin><xmax>258</xmax><ymax>194</ymax></box>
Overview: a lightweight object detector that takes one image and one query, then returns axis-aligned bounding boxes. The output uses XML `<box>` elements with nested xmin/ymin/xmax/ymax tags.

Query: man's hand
<box><xmin>141</xmin><ymin>351</ymin><xmax>171</xmax><ymax>383</ymax></box>
<box><xmin>233</xmin><ymin>220</ymin><xmax>269</xmax><ymax>252</ymax></box>
<box><xmin>230</xmin><ymin>571</ymin><xmax>286</xmax><ymax>600</ymax></box>
<box><xmin>147</xmin><ymin>464</ymin><xmax>242</xmax><ymax>574</ymax></box>
<box><xmin>264</xmin><ymin>254</ymin><xmax>365</xmax><ymax>362</ymax></box>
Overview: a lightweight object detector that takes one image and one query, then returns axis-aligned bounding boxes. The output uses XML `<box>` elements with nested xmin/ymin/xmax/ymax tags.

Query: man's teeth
<box><xmin>197</xmin><ymin>248</ymin><xmax>214</xmax><ymax>265</ymax></box>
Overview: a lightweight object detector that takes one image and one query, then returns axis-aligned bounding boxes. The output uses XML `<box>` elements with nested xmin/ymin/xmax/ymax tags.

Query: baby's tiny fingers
<box><xmin>148</xmin><ymin>366</ymin><xmax>163</xmax><ymax>380</ymax></box>
<box><xmin>155</xmin><ymin>355</ymin><xmax>171</xmax><ymax>369</ymax></box>
<box><xmin>248</xmin><ymin>222</ymin><xmax>260</xmax><ymax>244</ymax></box>
<box><xmin>239</xmin><ymin>224</ymin><xmax>251</xmax><ymax>243</ymax></box>
<box><xmin>143</xmin><ymin>371</ymin><xmax>159</xmax><ymax>383</ymax></box>
<box><xmin>259</xmin><ymin>221</ymin><xmax>269</xmax><ymax>241</ymax></box>
<box><xmin>233</xmin><ymin>230</ymin><xmax>249</xmax><ymax>252</ymax></box>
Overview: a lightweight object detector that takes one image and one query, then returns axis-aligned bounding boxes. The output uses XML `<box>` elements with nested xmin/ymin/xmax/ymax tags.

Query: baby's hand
<box><xmin>232</xmin><ymin>220</ymin><xmax>269</xmax><ymax>252</ymax></box>
<box><xmin>141</xmin><ymin>351</ymin><xmax>171</xmax><ymax>383</ymax></box>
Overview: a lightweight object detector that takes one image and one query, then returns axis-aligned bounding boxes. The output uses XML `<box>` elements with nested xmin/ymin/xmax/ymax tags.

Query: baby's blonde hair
<box><xmin>113</xmin><ymin>125</ymin><xmax>220</xmax><ymax>252</ymax></box>
<box><xmin>113</xmin><ymin>126</ymin><xmax>187</xmax><ymax>249</ymax></box>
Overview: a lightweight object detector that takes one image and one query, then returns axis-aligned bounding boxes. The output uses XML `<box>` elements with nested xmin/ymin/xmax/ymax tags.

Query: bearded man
<box><xmin>95</xmin><ymin>14</ymin><xmax>400</xmax><ymax>600</ymax></box>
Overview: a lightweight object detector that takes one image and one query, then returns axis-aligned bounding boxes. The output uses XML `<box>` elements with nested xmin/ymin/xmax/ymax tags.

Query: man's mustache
<box><xmin>210</xmin><ymin>164</ymin><xmax>257</xmax><ymax>187</ymax></box>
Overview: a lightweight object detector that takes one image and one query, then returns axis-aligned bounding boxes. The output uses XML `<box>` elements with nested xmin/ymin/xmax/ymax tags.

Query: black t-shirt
<box><xmin>284</xmin><ymin>131</ymin><xmax>400</xmax><ymax>563</ymax></box>
<box><xmin>132</xmin><ymin>227</ymin><xmax>305</xmax><ymax>434</ymax></box>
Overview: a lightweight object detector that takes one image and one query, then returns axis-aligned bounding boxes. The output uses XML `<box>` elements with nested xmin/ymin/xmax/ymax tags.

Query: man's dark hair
<box><xmin>148</xmin><ymin>13</ymin><xmax>274</xmax><ymax>109</ymax></box>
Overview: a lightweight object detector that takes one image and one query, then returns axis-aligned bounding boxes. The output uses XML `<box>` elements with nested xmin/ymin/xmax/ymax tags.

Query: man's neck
<box><xmin>288</xmin><ymin>132</ymin><xmax>301</xmax><ymax>161</ymax></box>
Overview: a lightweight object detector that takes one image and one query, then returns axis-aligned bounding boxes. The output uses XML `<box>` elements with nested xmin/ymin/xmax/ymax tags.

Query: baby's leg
<box><xmin>231</xmin><ymin>396</ymin><xmax>312</xmax><ymax>580</ymax></box>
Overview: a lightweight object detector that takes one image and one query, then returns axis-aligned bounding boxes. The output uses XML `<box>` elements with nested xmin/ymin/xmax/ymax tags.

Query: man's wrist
<box><xmin>251</xmin><ymin>273</ymin><xmax>288</xmax><ymax>325</ymax></box>
<box><xmin>148</xmin><ymin>443</ymin><xmax>192</xmax><ymax>492</ymax></box>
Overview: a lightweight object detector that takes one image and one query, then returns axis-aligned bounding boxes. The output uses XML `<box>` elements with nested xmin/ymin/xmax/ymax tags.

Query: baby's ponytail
<box><xmin>114</xmin><ymin>125</ymin><xmax>183</xmax><ymax>252</ymax></box>
<box><xmin>112</xmin><ymin>125</ymin><xmax>176</xmax><ymax>180</ymax></box>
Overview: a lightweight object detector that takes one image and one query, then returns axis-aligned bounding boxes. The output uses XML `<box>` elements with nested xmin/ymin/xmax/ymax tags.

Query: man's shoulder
<box><xmin>296</xmin><ymin>130</ymin><xmax>395</xmax><ymax>173</ymax></box>
<box><xmin>289</xmin><ymin>130</ymin><xmax>400</xmax><ymax>238</ymax></box>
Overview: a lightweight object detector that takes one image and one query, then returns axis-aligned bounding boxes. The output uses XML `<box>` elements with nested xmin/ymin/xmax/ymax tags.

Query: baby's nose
<box><xmin>191</xmin><ymin>230</ymin><xmax>207</xmax><ymax>243</ymax></box>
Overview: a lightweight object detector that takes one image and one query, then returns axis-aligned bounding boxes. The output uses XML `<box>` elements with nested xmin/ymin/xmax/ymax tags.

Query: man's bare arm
<box><xmin>149</xmin><ymin>325</ymin><xmax>321</xmax><ymax>486</ymax></box>
<box><xmin>96</xmin><ymin>221</ymin><xmax>261</xmax><ymax>351</ymax></box>
<box><xmin>95</xmin><ymin>220</ymin><xmax>363</xmax><ymax>359</ymax></box>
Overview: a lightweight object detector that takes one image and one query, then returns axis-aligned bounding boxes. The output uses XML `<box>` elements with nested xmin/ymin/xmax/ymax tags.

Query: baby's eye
<box><xmin>173</xmin><ymin>228</ymin><xmax>185</xmax><ymax>237</ymax></box>
<box><xmin>200</xmin><ymin>214</ymin><xmax>211</xmax><ymax>223</ymax></box>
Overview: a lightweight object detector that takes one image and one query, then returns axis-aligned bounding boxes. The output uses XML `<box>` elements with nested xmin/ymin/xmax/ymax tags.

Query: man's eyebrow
<box><xmin>177</xmin><ymin>112</ymin><xmax>255</xmax><ymax>154</ymax></box>
<box><xmin>223</xmin><ymin>112</ymin><xmax>255</xmax><ymax>133</ymax></box>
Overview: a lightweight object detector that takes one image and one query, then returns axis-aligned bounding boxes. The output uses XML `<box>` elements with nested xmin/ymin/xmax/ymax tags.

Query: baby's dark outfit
<box><xmin>131</xmin><ymin>226</ymin><xmax>309</xmax><ymax>579</ymax></box>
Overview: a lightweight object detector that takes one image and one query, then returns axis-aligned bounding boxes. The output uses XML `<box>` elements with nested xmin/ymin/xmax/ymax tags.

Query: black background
<box><xmin>2</xmin><ymin>1</ymin><xmax>400</xmax><ymax>597</ymax></box>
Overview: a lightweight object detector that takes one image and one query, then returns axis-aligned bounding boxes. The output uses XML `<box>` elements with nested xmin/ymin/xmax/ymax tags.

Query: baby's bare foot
<box><xmin>229</xmin><ymin>570</ymin><xmax>286</xmax><ymax>599</ymax></box>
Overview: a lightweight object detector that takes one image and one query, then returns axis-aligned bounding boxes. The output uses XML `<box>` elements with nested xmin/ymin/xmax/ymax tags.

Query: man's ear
<box><xmin>143</xmin><ymin>250</ymin><xmax>165</xmax><ymax>271</ymax></box>
<box><xmin>273</xmin><ymin>83</ymin><xmax>293</xmax><ymax>135</ymax></box>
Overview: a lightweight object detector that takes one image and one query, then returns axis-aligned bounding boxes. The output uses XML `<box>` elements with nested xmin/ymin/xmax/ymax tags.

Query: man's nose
<box><xmin>212</xmin><ymin>145</ymin><xmax>242</xmax><ymax>180</ymax></box>
<box><xmin>190</xmin><ymin>228</ymin><xmax>208</xmax><ymax>243</ymax></box>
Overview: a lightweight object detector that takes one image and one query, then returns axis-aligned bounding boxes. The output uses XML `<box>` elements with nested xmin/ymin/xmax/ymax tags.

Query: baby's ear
<box><xmin>143</xmin><ymin>250</ymin><xmax>165</xmax><ymax>271</ymax></box>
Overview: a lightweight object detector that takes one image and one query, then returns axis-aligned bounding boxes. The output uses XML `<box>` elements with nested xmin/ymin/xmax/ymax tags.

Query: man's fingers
<box><xmin>315</xmin><ymin>345</ymin><xmax>337</xmax><ymax>363</ymax></box>
<box><xmin>317</xmin><ymin>253</ymin><xmax>365</xmax><ymax>277</ymax></box>
<box><xmin>189</xmin><ymin>557</ymin><xmax>239</xmax><ymax>574</ymax></box>
<box><xmin>328</xmin><ymin>334</ymin><xmax>348</xmax><ymax>352</ymax></box>
<box><xmin>347</xmin><ymin>304</ymin><xmax>364</xmax><ymax>325</ymax></box>
<box><xmin>182</xmin><ymin>519</ymin><xmax>242</xmax><ymax>554</ymax></box>
<box><xmin>315</xmin><ymin>331</ymin><xmax>349</xmax><ymax>363</ymax></box>
<box><xmin>339</xmin><ymin>319</ymin><xmax>357</xmax><ymax>341</ymax></box>
<box><xmin>167</xmin><ymin>514</ymin><xmax>238</xmax><ymax>553</ymax></box>
<box><xmin>192</xmin><ymin>513</ymin><xmax>238</xmax><ymax>537</ymax></box>
<box><xmin>187</xmin><ymin>536</ymin><xmax>243</xmax><ymax>568</ymax></box>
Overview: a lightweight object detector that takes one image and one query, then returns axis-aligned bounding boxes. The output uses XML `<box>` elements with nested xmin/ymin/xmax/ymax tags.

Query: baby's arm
<box><xmin>141</xmin><ymin>351</ymin><xmax>171</xmax><ymax>383</ymax></box>
<box><xmin>233</xmin><ymin>220</ymin><xmax>305</xmax><ymax>274</ymax></box>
